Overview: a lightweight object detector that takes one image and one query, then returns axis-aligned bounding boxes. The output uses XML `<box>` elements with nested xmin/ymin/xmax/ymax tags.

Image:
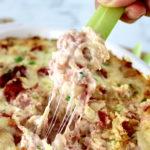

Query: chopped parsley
<box><xmin>36</xmin><ymin>146</ymin><xmax>43</xmax><ymax>150</ymax></box>
<box><xmin>15</xmin><ymin>56</ymin><xmax>24</xmax><ymax>63</ymax></box>
<box><xmin>28</xmin><ymin>60</ymin><xmax>36</xmax><ymax>65</ymax></box>
<box><xmin>65</xmin><ymin>95</ymin><xmax>71</xmax><ymax>101</ymax></box>
<box><xmin>129</xmin><ymin>83</ymin><xmax>133</xmax><ymax>88</ymax></box>
<box><xmin>114</xmin><ymin>105</ymin><xmax>123</xmax><ymax>113</ymax></box>
<box><xmin>131</xmin><ymin>135</ymin><xmax>136</xmax><ymax>141</ymax></box>
<box><xmin>79</xmin><ymin>72</ymin><xmax>85</xmax><ymax>79</ymax></box>
<box><xmin>102</xmin><ymin>62</ymin><xmax>110</xmax><ymax>66</ymax></box>
<box><xmin>7</xmin><ymin>69</ymin><xmax>13</xmax><ymax>73</ymax></box>
<box><xmin>44</xmin><ymin>50</ymin><xmax>49</xmax><ymax>54</ymax></box>
<box><xmin>21</xmin><ymin>64</ymin><xmax>27</xmax><ymax>66</ymax></box>
<box><xmin>141</xmin><ymin>98</ymin><xmax>147</xmax><ymax>102</ymax></box>
<box><xmin>117</xmin><ymin>83</ymin><xmax>121</xmax><ymax>87</ymax></box>
<box><xmin>133</xmin><ymin>91</ymin><xmax>139</xmax><ymax>95</ymax></box>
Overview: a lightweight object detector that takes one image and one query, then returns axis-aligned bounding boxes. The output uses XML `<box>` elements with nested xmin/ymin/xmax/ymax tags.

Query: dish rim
<box><xmin>0</xmin><ymin>26</ymin><xmax>150</xmax><ymax>76</ymax></box>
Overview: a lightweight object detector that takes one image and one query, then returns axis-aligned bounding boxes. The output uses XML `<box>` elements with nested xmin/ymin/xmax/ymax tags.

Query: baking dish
<box><xmin>0</xmin><ymin>27</ymin><xmax>150</xmax><ymax>149</ymax></box>
<box><xmin>0</xmin><ymin>26</ymin><xmax>149</xmax><ymax>76</ymax></box>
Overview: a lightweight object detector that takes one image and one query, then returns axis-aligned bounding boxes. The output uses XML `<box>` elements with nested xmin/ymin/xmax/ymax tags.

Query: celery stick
<box><xmin>144</xmin><ymin>53</ymin><xmax>150</xmax><ymax>65</ymax></box>
<box><xmin>132</xmin><ymin>43</ymin><xmax>142</xmax><ymax>58</ymax></box>
<box><xmin>86</xmin><ymin>6</ymin><xmax>124</xmax><ymax>40</ymax></box>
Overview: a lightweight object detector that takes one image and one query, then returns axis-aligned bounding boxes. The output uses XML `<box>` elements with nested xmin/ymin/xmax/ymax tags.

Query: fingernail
<box><xmin>147</xmin><ymin>0</ymin><xmax>150</xmax><ymax>8</ymax></box>
<box><xmin>125</xmin><ymin>2</ymin><xmax>146</xmax><ymax>20</ymax></box>
<box><xmin>98</xmin><ymin>0</ymin><xmax>115</xmax><ymax>7</ymax></box>
<box><xmin>99</xmin><ymin>0</ymin><xmax>136</xmax><ymax>7</ymax></box>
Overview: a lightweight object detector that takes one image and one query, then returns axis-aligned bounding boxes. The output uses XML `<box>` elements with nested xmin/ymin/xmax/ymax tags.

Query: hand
<box><xmin>95</xmin><ymin>0</ymin><xmax>150</xmax><ymax>23</ymax></box>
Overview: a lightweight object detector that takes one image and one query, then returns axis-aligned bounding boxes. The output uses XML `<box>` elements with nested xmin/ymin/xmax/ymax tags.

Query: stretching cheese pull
<box><xmin>48</xmin><ymin>27</ymin><xmax>110</xmax><ymax>149</ymax></box>
<box><xmin>49</xmin><ymin>27</ymin><xmax>110</xmax><ymax>106</ymax></box>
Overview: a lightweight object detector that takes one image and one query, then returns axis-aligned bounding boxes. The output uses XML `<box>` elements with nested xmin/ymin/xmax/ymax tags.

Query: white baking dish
<box><xmin>0</xmin><ymin>26</ymin><xmax>150</xmax><ymax>76</ymax></box>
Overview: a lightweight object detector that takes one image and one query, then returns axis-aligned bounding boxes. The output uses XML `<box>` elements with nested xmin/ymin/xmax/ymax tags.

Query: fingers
<box><xmin>97</xmin><ymin>0</ymin><xmax>136</xmax><ymax>7</ymax></box>
<box><xmin>121</xmin><ymin>2</ymin><xmax>146</xmax><ymax>23</ymax></box>
<box><xmin>146</xmin><ymin>0</ymin><xmax>150</xmax><ymax>8</ymax></box>
<box><xmin>145</xmin><ymin>0</ymin><xmax>150</xmax><ymax>16</ymax></box>
<box><xmin>121</xmin><ymin>14</ymin><xmax>136</xmax><ymax>23</ymax></box>
<box><xmin>146</xmin><ymin>9</ymin><xmax>150</xmax><ymax>16</ymax></box>
<box><xmin>95</xmin><ymin>0</ymin><xmax>149</xmax><ymax>23</ymax></box>
<box><xmin>124</xmin><ymin>2</ymin><xmax>146</xmax><ymax>20</ymax></box>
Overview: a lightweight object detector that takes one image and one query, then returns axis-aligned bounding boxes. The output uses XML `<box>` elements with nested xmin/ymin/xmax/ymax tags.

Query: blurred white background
<box><xmin>0</xmin><ymin>0</ymin><xmax>149</xmax><ymax>51</ymax></box>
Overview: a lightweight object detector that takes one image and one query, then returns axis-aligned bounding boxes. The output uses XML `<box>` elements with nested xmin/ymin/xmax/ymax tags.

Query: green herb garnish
<box><xmin>65</xmin><ymin>95</ymin><xmax>71</xmax><ymax>101</ymax></box>
<box><xmin>21</xmin><ymin>64</ymin><xmax>27</xmax><ymax>67</ymax></box>
<box><xmin>15</xmin><ymin>56</ymin><xmax>24</xmax><ymax>63</ymax></box>
<box><xmin>131</xmin><ymin>135</ymin><xmax>136</xmax><ymax>141</ymax></box>
<box><xmin>44</xmin><ymin>50</ymin><xmax>49</xmax><ymax>54</ymax></box>
<box><xmin>79</xmin><ymin>72</ymin><xmax>85</xmax><ymax>79</ymax></box>
<box><xmin>28</xmin><ymin>60</ymin><xmax>36</xmax><ymax>65</ymax></box>
<box><xmin>129</xmin><ymin>83</ymin><xmax>133</xmax><ymax>88</ymax></box>
<box><xmin>36</xmin><ymin>146</ymin><xmax>43</xmax><ymax>150</ymax></box>
<box><xmin>102</xmin><ymin>62</ymin><xmax>110</xmax><ymax>66</ymax></box>
<box><xmin>7</xmin><ymin>69</ymin><xmax>13</xmax><ymax>73</ymax></box>
<box><xmin>133</xmin><ymin>91</ymin><xmax>138</xmax><ymax>95</ymax></box>
<box><xmin>114</xmin><ymin>105</ymin><xmax>123</xmax><ymax>113</ymax></box>
<box><xmin>141</xmin><ymin>98</ymin><xmax>147</xmax><ymax>102</ymax></box>
<box><xmin>117</xmin><ymin>83</ymin><xmax>121</xmax><ymax>87</ymax></box>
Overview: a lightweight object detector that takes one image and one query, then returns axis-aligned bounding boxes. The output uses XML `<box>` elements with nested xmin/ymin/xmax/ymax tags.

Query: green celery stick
<box><xmin>132</xmin><ymin>43</ymin><xmax>142</xmax><ymax>58</ymax></box>
<box><xmin>86</xmin><ymin>6</ymin><xmax>124</xmax><ymax>40</ymax></box>
<box><xmin>144</xmin><ymin>53</ymin><xmax>150</xmax><ymax>65</ymax></box>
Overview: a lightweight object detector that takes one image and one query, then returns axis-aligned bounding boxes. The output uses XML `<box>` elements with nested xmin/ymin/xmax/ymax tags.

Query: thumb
<box><xmin>97</xmin><ymin>0</ymin><xmax>137</xmax><ymax>7</ymax></box>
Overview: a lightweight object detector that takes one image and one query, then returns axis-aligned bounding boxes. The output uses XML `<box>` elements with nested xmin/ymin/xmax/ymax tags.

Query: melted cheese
<box><xmin>0</xmin><ymin>31</ymin><xmax>150</xmax><ymax>150</ymax></box>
